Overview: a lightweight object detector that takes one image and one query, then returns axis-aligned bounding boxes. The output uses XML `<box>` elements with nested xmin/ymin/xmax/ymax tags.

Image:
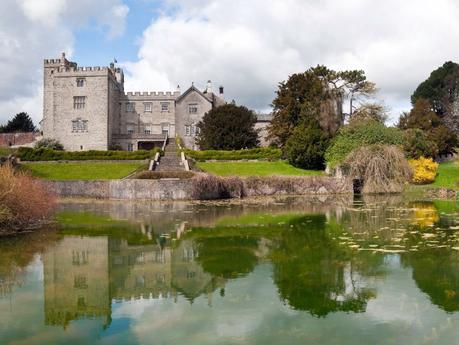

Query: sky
<box><xmin>2</xmin><ymin>0</ymin><xmax>459</xmax><ymax>126</ymax></box>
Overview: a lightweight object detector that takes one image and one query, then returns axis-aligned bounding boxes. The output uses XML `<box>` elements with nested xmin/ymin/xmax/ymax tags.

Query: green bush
<box><xmin>185</xmin><ymin>147</ymin><xmax>282</xmax><ymax>162</ymax></box>
<box><xmin>325</xmin><ymin>120</ymin><xmax>404</xmax><ymax>168</ymax></box>
<box><xmin>284</xmin><ymin>121</ymin><xmax>329</xmax><ymax>169</ymax></box>
<box><xmin>403</xmin><ymin>128</ymin><xmax>438</xmax><ymax>159</ymax></box>
<box><xmin>17</xmin><ymin>147</ymin><xmax>160</xmax><ymax>161</ymax></box>
<box><xmin>34</xmin><ymin>138</ymin><xmax>64</xmax><ymax>150</ymax></box>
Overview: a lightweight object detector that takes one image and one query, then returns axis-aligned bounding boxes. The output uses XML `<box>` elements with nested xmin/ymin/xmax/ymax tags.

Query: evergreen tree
<box><xmin>411</xmin><ymin>61</ymin><xmax>459</xmax><ymax>132</ymax></box>
<box><xmin>1</xmin><ymin>112</ymin><xmax>35</xmax><ymax>133</ymax></box>
<box><xmin>398</xmin><ymin>98</ymin><xmax>457</xmax><ymax>155</ymax></box>
<box><xmin>196</xmin><ymin>104</ymin><xmax>259</xmax><ymax>150</ymax></box>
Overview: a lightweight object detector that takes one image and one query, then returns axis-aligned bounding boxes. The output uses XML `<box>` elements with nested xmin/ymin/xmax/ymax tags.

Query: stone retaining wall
<box><xmin>45</xmin><ymin>179</ymin><xmax>192</xmax><ymax>200</ymax></box>
<box><xmin>45</xmin><ymin>176</ymin><xmax>352</xmax><ymax>201</ymax></box>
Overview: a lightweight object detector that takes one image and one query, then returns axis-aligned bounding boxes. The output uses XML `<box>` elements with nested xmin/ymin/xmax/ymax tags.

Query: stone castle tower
<box><xmin>42</xmin><ymin>53</ymin><xmax>225</xmax><ymax>151</ymax></box>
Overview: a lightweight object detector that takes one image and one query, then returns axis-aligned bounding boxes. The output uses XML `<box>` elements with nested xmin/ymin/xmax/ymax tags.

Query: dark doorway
<box><xmin>138</xmin><ymin>141</ymin><xmax>157</xmax><ymax>150</ymax></box>
<box><xmin>353</xmin><ymin>179</ymin><xmax>364</xmax><ymax>194</ymax></box>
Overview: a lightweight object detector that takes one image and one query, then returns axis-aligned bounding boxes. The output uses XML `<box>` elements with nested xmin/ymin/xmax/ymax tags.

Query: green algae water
<box><xmin>1</xmin><ymin>196</ymin><xmax>459</xmax><ymax>344</ymax></box>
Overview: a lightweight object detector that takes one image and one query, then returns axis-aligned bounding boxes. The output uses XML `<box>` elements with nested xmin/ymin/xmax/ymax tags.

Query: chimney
<box><xmin>206</xmin><ymin>80</ymin><xmax>212</xmax><ymax>93</ymax></box>
<box><xmin>60</xmin><ymin>52</ymin><xmax>66</xmax><ymax>66</ymax></box>
<box><xmin>177</xmin><ymin>84</ymin><xmax>181</xmax><ymax>93</ymax></box>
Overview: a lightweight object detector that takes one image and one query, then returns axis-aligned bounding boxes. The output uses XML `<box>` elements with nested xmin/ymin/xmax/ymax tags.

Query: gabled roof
<box><xmin>176</xmin><ymin>85</ymin><xmax>212</xmax><ymax>103</ymax></box>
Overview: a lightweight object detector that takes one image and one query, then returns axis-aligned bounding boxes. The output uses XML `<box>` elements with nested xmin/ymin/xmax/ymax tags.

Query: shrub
<box><xmin>185</xmin><ymin>147</ymin><xmax>282</xmax><ymax>162</ymax></box>
<box><xmin>0</xmin><ymin>165</ymin><xmax>55</xmax><ymax>230</ymax></box>
<box><xmin>108</xmin><ymin>144</ymin><xmax>123</xmax><ymax>151</ymax></box>
<box><xmin>17</xmin><ymin>147</ymin><xmax>160</xmax><ymax>161</ymax></box>
<box><xmin>133</xmin><ymin>171</ymin><xmax>195</xmax><ymax>179</ymax></box>
<box><xmin>34</xmin><ymin>138</ymin><xmax>64</xmax><ymax>150</ymax></box>
<box><xmin>403</xmin><ymin>129</ymin><xmax>438</xmax><ymax>159</ymax></box>
<box><xmin>284</xmin><ymin>121</ymin><xmax>329</xmax><ymax>170</ymax></box>
<box><xmin>409</xmin><ymin>157</ymin><xmax>439</xmax><ymax>184</ymax></box>
<box><xmin>343</xmin><ymin>145</ymin><xmax>412</xmax><ymax>194</ymax></box>
<box><xmin>325</xmin><ymin>120</ymin><xmax>404</xmax><ymax>168</ymax></box>
<box><xmin>191</xmin><ymin>174</ymin><xmax>244</xmax><ymax>199</ymax></box>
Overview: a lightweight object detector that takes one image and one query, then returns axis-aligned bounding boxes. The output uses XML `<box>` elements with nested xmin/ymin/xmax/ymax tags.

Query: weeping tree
<box><xmin>343</xmin><ymin>145</ymin><xmax>412</xmax><ymax>194</ymax></box>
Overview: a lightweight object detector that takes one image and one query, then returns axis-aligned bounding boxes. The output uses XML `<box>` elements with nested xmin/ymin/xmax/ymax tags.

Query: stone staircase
<box><xmin>155</xmin><ymin>141</ymin><xmax>184</xmax><ymax>171</ymax></box>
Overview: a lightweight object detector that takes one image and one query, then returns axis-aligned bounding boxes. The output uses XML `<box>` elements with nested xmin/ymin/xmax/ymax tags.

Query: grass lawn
<box><xmin>22</xmin><ymin>162</ymin><xmax>145</xmax><ymax>180</ymax></box>
<box><xmin>0</xmin><ymin>147</ymin><xmax>15</xmax><ymax>156</ymax></box>
<box><xmin>196</xmin><ymin>161</ymin><xmax>323</xmax><ymax>177</ymax></box>
<box><xmin>430</xmin><ymin>160</ymin><xmax>459</xmax><ymax>189</ymax></box>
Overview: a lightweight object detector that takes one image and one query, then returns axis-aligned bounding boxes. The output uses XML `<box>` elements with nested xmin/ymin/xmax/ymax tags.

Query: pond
<box><xmin>0</xmin><ymin>195</ymin><xmax>459</xmax><ymax>344</ymax></box>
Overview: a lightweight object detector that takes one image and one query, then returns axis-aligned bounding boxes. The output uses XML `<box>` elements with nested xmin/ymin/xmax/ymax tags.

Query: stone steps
<box><xmin>155</xmin><ymin>141</ymin><xmax>183</xmax><ymax>171</ymax></box>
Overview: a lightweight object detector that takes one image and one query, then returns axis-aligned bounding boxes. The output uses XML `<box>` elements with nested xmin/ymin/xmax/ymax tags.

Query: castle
<box><xmin>41</xmin><ymin>53</ymin><xmax>229</xmax><ymax>151</ymax></box>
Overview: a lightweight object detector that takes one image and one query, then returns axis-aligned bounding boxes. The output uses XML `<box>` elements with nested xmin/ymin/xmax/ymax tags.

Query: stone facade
<box><xmin>41</xmin><ymin>53</ymin><xmax>228</xmax><ymax>151</ymax></box>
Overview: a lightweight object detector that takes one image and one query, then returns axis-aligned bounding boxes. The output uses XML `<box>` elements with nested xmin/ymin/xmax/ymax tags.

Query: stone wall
<box><xmin>45</xmin><ymin>179</ymin><xmax>193</xmax><ymax>200</ymax></box>
<box><xmin>45</xmin><ymin>175</ymin><xmax>352</xmax><ymax>201</ymax></box>
<box><xmin>0</xmin><ymin>132</ymin><xmax>38</xmax><ymax>147</ymax></box>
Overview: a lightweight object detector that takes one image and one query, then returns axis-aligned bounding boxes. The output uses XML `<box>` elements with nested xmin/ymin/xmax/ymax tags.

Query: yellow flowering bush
<box><xmin>409</xmin><ymin>157</ymin><xmax>439</xmax><ymax>184</ymax></box>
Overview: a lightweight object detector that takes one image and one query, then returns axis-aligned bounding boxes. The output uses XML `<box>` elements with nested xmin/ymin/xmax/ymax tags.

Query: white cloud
<box><xmin>125</xmin><ymin>0</ymin><xmax>459</xmax><ymax>122</ymax></box>
<box><xmin>0</xmin><ymin>0</ymin><xmax>129</xmax><ymax>125</ymax></box>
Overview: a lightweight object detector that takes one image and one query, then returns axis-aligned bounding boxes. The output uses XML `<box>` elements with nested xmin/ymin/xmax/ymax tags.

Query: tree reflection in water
<box><xmin>270</xmin><ymin>214</ymin><xmax>378</xmax><ymax>317</ymax></box>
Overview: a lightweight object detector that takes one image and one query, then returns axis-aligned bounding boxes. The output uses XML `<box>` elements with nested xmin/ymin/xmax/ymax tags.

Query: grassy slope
<box><xmin>22</xmin><ymin>162</ymin><xmax>145</xmax><ymax>180</ymax></box>
<box><xmin>430</xmin><ymin>160</ymin><xmax>459</xmax><ymax>189</ymax></box>
<box><xmin>0</xmin><ymin>147</ymin><xmax>15</xmax><ymax>156</ymax></box>
<box><xmin>196</xmin><ymin>161</ymin><xmax>323</xmax><ymax>177</ymax></box>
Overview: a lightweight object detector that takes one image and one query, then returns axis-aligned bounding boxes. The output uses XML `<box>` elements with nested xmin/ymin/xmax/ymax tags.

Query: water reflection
<box><xmin>1</xmin><ymin>196</ymin><xmax>459</xmax><ymax>344</ymax></box>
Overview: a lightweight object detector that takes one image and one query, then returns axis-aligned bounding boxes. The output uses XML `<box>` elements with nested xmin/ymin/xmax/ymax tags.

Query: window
<box><xmin>71</xmin><ymin>119</ymin><xmax>88</xmax><ymax>132</ymax></box>
<box><xmin>191</xmin><ymin>125</ymin><xmax>196</xmax><ymax>136</ymax></box>
<box><xmin>161</xmin><ymin>102</ymin><xmax>169</xmax><ymax>112</ymax></box>
<box><xmin>144</xmin><ymin>102</ymin><xmax>152</xmax><ymax>112</ymax></box>
<box><xmin>77</xmin><ymin>297</ymin><xmax>86</xmax><ymax>309</ymax></box>
<box><xmin>74</xmin><ymin>275</ymin><xmax>88</xmax><ymax>289</ymax></box>
<box><xmin>72</xmin><ymin>251</ymin><xmax>89</xmax><ymax>265</ymax></box>
<box><xmin>144</xmin><ymin>125</ymin><xmax>151</xmax><ymax>134</ymax></box>
<box><xmin>188</xmin><ymin>103</ymin><xmax>198</xmax><ymax>114</ymax></box>
<box><xmin>73</xmin><ymin>96</ymin><xmax>86</xmax><ymax>109</ymax></box>
<box><xmin>76</xmin><ymin>78</ymin><xmax>85</xmax><ymax>87</ymax></box>
<box><xmin>135</xmin><ymin>275</ymin><xmax>146</xmax><ymax>287</ymax></box>
<box><xmin>126</xmin><ymin>102</ymin><xmax>135</xmax><ymax>112</ymax></box>
<box><xmin>127</xmin><ymin>143</ymin><xmax>134</xmax><ymax>151</ymax></box>
<box><xmin>127</xmin><ymin>125</ymin><xmax>135</xmax><ymax>134</ymax></box>
<box><xmin>185</xmin><ymin>125</ymin><xmax>191</xmax><ymax>136</ymax></box>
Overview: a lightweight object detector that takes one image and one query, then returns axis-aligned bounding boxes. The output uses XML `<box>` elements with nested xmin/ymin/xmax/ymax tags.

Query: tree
<box><xmin>398</xmin><ymin>98</ymin><xmax>441</xmax><ymax>131</ymax></box>
<box><xmin>284</xmin><ymin>120</ymin><xmax>330</xmax><ymax>170</ymax></box>
<box><xmin>268</xmin><ymin>66</ymin><xmax>375</xmax><ymax>147</ymax></box>
<box><xmin>411</xmin><ymin>61</ymin><xmax>459</xmax><ymax>132</ymax></box>
<box><xmin>398</xmin><ymin>98</ymin><xmax>457</xmax><ymax>155</ymax></box>
<box><xmin>196</xmin><ymin>104</ymin><xmax>259</xmax><ymax>150</ymax></box>
<box><xmin>0</xmin><ymin>112</ymin><xmax>35</xmax><ymax>133</ymax></box>
<box><xmin>411</xmin><ymin>61</ymin><xmax>459</xmax><ymax>116</ymax></box>
<box><xmin>349</xmin><ymin>103</ymin><xmax>388</xmax><ymax>124</ymax></box>
<box><xmin>403</xmin><ymin>129</ymin><xmax>438</xmax><ymax>159</ymax></box>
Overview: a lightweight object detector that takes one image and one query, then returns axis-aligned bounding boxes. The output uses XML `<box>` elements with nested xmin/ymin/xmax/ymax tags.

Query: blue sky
<box><xmin>2</xmin><ymin>0</ymin><xmax>459</xmax><ymax>125</ymax></box>
<box><xmin>72</xmin><ymin>1</ymin><xmax>159</xmax><ymax>65</ymax></box>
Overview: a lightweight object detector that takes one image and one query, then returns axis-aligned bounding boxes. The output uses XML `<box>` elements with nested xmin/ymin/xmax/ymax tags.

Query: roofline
<box><xmin>176</xmin><ymin>85</ymin><xmax>212</xmax><ymax>103</ymax></box>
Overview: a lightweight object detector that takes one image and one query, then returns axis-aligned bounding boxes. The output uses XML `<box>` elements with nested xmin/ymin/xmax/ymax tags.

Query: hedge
<box><xmin>17</xmin><ymin>147</ymin><xmax>161</xmax><ymax>161</ymax></box>
<box><xmin>184</xmin><ymin>147</ymin><xmax>282</xmax><ymax>161</ymax></box>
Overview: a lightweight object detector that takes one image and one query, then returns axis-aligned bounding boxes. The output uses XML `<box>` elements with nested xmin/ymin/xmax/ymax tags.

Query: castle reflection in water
<box><xmin>43</xmin><ymin>231</ymin><xmax>226</xmax><ymax>329</ymax></box>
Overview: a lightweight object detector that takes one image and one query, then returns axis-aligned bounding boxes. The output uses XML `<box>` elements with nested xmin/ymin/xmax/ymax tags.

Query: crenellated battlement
<box><xmin>124</xmin><ymin>91</ymin><xmax>181</xmax><ymax>98</ymax></box>
<box><xmin>44</xmin><ymin>58</ymin><xmax>62</xmax><ymax>64</ymax></box>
